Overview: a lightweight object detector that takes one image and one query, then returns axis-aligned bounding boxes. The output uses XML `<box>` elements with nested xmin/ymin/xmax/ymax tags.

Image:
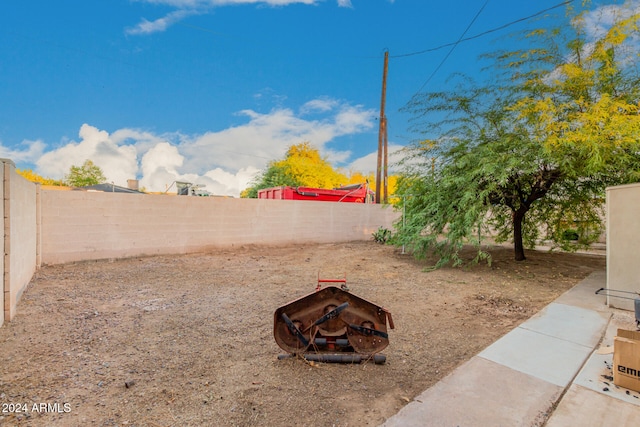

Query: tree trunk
<box><xmin>513</xmin><ymin>208</ymin><xmax>527</xmax><ymax>261</ymax></box>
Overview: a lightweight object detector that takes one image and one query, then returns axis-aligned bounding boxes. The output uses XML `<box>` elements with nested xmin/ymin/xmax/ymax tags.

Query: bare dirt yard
<box><xmin>0</xmin><ymin>241</ymin><xmax>606</xmax><ymax>427</ymax></box>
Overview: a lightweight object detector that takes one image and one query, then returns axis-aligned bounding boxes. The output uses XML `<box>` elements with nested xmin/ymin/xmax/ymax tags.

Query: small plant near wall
<box><xmin>562</xmin><ymin>229</ymin><xmax>579</xmax><ymax>241</ymax></box>
<box><xmin>372</xmin><ymin>227</ymin><xmax>392</xmax><ymax>244</ymax></box>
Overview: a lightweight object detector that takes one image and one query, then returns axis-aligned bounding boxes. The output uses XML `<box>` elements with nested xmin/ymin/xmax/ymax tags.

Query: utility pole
<box><xmin>376</xmin><ymin>50</ymin><xmax>389</xmax><ymax>204</ymax></box>
<box><xmin>383</xmin><ymin>114</ymin><xmax>388</xmax><ymax>204</ymax></box>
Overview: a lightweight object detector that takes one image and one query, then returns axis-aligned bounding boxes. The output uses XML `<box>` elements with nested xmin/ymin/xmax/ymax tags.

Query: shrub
<box><xmin>372</xmin><ymin>227</ymin><xmax>392</xmax><ymax>244</ymax></box>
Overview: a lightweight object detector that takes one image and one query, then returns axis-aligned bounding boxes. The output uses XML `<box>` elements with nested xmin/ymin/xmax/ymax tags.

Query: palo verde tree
<box><xmin>395</xmin><ymin>4</ymin><xmax>640</xmax><ymax>266</ymax></box>
<box><xmin>241</xmin><ymin>142</ymin><xmax>348</xmax><ymax>198</ymax></box>
<box><xmin>65</xmin><ymin>160</ymin><xmax>107</xmax><ymax>187</ymax></box>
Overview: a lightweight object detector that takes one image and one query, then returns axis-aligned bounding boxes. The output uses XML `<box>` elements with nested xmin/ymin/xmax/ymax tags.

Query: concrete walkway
<box><xmin>381</xmin><ymin>271</ymin><xmax>640</xmax><ymax>427</ymax></box>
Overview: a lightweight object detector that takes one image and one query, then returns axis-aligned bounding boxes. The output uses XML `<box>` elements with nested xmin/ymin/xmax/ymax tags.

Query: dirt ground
<box><xmin>0</xmin><ymin>241</ymin><xmax>606</xmax><ymax>427</ymax></box>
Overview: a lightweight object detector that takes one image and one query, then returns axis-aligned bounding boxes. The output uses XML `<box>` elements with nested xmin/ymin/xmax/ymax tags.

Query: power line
<box><xmin>414</xmin><ymin>0</ymin><xmax>490</xmax><ymax>93</ymax></box>
<box><xmin>391</xmin><ymin>0</ymin><xmax>575</xmax><ymax>59</ymax></box>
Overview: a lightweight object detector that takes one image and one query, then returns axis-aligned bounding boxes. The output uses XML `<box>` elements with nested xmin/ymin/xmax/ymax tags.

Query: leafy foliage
<box><xmin>241</xmin><ymin>143</ymin><xmax>400</xmax><ymax>199</ymax></box>
<box><xmin>16</xmin><ymin>169</ymin><xmax>63</xmax><ymax>186</ymax></box>
<box><xmin>372</xmin><ymin>227</ymin><xmax>392</xmax><ymax>244</ymax></box>
<box><xmin>396</xmin><ymin>5</ymin><xmax>640</xmax><ymax>266</ymax></box>
<box><xmin>345</xmin><ymin>171</ymin><xmax>398</xmax><ymax>201</ymax></box>
<box><xmin>65</xmin><ymin>160</ymin><xmax>107</xmax><ymax>187</ymax></box>
<box><xmin>242</xmin><ymin>142</ymin><xmax>348</xmax><ymax>198</ymax></box>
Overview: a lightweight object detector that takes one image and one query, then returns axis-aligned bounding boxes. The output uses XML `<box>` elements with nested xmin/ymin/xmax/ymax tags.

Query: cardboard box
<box><xmin>613</xmin><ymin>328</ymin><xmax>640</xmax><ymax>392</ymax></box>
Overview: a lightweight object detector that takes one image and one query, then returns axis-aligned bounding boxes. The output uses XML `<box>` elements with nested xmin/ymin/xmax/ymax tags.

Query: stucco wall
<box><xmin>40</xmin><ymin>190</ymin><xmax>399</xmax><ymax>265</ymax></box>
<box><xmin>0</xmin><ymin>162</ymin><xmax>4</xmax><ymax>326</ymax></box>
<box><xmin>606</xmin><ymin>183</ymin><xmax>640</xmax><ymax>311</ymax></box>
<box><xmin>3</xmin><ymin>160</ymin><xmax>38</xmax><ymax>322</ymax></box>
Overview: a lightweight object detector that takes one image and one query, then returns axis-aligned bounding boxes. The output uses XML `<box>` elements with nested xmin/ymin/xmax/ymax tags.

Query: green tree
<box><xmin>65</xmin><ymin>160</ymin><xmax>107</xmax><ymax>187</ymax></box>
<box><xmin>242</xmin><ymin>142</ymin><xmax>348</xmax><ymax>198</ymax></box>
<box><xmin>396</xmin><ymin>5</ymin><xmax>640</xmax><ymax>266</ymax></box>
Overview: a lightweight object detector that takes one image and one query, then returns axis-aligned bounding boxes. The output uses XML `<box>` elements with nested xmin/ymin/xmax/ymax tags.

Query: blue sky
<box><xmin>0</xmin><ymin>0</ymin><xmax>630</xmax><ymax>195</ymax></box>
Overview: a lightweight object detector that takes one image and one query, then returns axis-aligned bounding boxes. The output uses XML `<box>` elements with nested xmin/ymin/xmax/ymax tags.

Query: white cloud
<box><xmin>199</xmin><ymin>165</ymin><xmax>260</xmax><ymax>195</ymax></box>
<box><xmin>0</xmin><ymin>138</ymin><xmax>45</xmax><ymax>164</ymax></box>
<box><xmin>580</xmin><ymin>0</ymin><xmax>640</xmax><ymax>40</ymax></box>
<box><xmin>563</xmin><ymin>1</ymin><xmax>640</xmax><ymax>73</ymax></box>
<box><xmin>134</xmin><ymin>0</ymin><xmax>316</xmax><ymax>7</ymax></box>
<box><xmin>300</xmin><ymin>98</ymin><xmax>338</xmax><ymax>114</ymax></box>
<box><xmin>110</xmin><ymin>128</ymin><xmax>169</xmax><ymax>154</ymax></box>
<box><xmin>178</xmin><ymin>101</ymin><xmax>375</xmax><ymax>175</ymax></box>
<box><xmin>126</xmin><ymin>9</ymin><xmax>200</xmax><ymax>35</ymax></box>
<box><xmin>10</xmin><ymin>98</ymin><xmax>379</xmax><ymax>197</ymax></box>
<box><xmin>36</xmin><ymin>124</ymin><xmax>138</xmax><ymax>185</ymax></box>
<box><xmin>125</xmin><ymin>0</ymin><xmax>317</xmax><ymax>35</ymax></box>
<box><xmin>334</xmin><ymin>104</ymin><xmax>376</xmax><ymax>134</ymax></box>
<box><xmin>127</xmin><ymin>0</ymin><xmax>353</xmax><ymax>35</ymax></box>
<box><xmin>346</xmin><ymin>143</ymin><xmax>404</xmax><ymax>175</ymax></box>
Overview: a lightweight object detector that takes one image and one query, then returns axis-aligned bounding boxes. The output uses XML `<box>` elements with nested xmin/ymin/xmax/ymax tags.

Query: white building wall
<box><xmin>606</xmin><ymin>183</ymin><xmax>640</xmax><ymax>311</ymax></box>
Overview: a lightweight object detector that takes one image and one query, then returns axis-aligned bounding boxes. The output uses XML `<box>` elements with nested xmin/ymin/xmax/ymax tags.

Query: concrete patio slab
<box><xmin>572</xmin><ymin>309</ymin><xmax>640</xmax><ymax>405</ymax></box>
<box><xmin>554</xmin><ymin>270</ymin><xmax>609</xmax><ymax>312</ymax></box>
<box><xmin>382</xmin><ymin>356</ymin><xmax>562</xmax><ymax>427</ymax></box>
<box><xmin>380</xmin><ymin>271</ymin><xmax>640</xmax><ymax>427</ymax></box>
<box><xmin>478</xmin><ymin>326</ymin><xmax>596</xmax><ymax>387</ymax></box>
<box><xmin>572</xmin><ymin>348</ymin><xmax>640</xmax><ymax>405</ymax></box>
<box><xmin>545</xmin><ymin>385</ymin><xmax>640</xmax><ymax>427</ymax></box>
<box><xmin>519</xmin><ymin>302</ymin><xmax>610</xmax><ymax>347</ymax></box>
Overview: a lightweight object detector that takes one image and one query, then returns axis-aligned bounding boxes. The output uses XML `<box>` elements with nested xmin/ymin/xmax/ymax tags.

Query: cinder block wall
<box><xmin>606</xmin><ymin>183</ymin><xmax>640</xmax><ymax>311</ymax></box>
<box><xmin>40</xmin><ymin>190</ymin><xmax>399</xmax><ymax>265</ymax></box>
<box><xmin>2</xmin><ymin>160</ymin><xmax>38</xmax><ymax>322</ymax></box>
<box><xmin>0</xmin><ymin>162</ymin><xmax>4</xmax><ymax>326</ymax></box>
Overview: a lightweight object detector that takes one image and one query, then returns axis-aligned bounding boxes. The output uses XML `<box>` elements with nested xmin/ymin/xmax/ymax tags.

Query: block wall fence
<box><xmin>1</xmin><ymin>159</ymin><xmax>399</xmax><ymax>325</ymax></box>
<box><xmin>2</xmin><ymin>159</ymin><xmax>39</xmax><ymax>326</ymax></box>
<box><xmin>3</xmin><ymin>158</ymin><xmax>638</xmax><ymax>325</ymax></box>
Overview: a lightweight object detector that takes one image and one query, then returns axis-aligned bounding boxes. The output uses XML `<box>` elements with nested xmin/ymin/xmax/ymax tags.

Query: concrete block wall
<box><xmin>40</xmin><ymin>190</ymin><xmax>399</xmax><ymax>265</ymax></box>
<box><xmin>0</xmin><ymin>162</ymin><xmax>4</xmax><ymax>326</ymax></box>
<box><xmin>2</xmin><ymin>159</ymin><xmax>38</xmax><ymax>323</ymax></box>
<box><xmin>0</xmin><ymin>163</ymin><xmax>397</xmax><ymax>324</ymax></box>
<box><xmin>606</xmin><ymin>183</ymin><xmax>640</xmax><ymax>311</ymax></box>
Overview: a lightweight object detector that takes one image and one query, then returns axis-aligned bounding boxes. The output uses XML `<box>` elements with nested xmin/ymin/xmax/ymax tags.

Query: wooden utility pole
<box><xmin>383</xmin><ymin>115</ymin><xmax>388</xmax><ymax>204</ymax></box>
<box><xmin>376</xmin><ymin>51</ymin><xmax>389</xmax><ymax>204</ymax></box>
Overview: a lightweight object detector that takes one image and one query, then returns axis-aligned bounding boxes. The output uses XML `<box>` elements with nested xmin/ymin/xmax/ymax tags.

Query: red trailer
<box><xmin>258</xmin><ymin>183</ymin><xmax>372</xmax><ymax>203</ymax></box>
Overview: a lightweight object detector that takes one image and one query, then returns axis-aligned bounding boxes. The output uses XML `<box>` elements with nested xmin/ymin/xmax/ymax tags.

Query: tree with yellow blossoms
<box><xmin>396</xmin><ymin>3</ymin><xmax>640</xmax><ymax>265</ymax></box>
<box><xmin>346</xmin><ymin>171</ymin><xmax>397</xmax><ymax>200</ymax></box>
<box><xmin>16</xmin><ymin>169</ymin><xmax>63</xmax><ymax>186</ymax></box>
<box><xmin>242</xmin><ymin>142</ymin><xmax>348</xmax><ymax>198</ymax></box>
